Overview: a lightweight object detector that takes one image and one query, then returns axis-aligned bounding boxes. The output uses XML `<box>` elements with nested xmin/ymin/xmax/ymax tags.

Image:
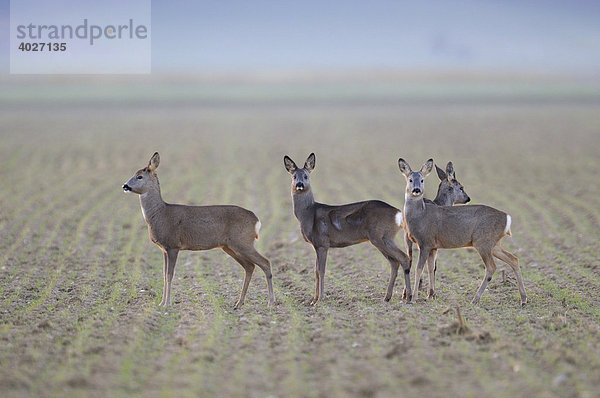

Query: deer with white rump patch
<box><xmin>284</xmin><ymin>153</ymin><xmax>411</xmax><ymax>305</ymax></box>
<box><xmin>398</xmin><ymin>158</ymin><xmax>526</xmax><ymax>306</ymax></box>
<box><xmin>404</xmin><ymin>161</ymin><xmax>471</xmax><ymax>293</ymax></box>
<box><xmin>123</xmin><ymin>152</ymin><xmax>275</xmax><ymax>308</ymax></box>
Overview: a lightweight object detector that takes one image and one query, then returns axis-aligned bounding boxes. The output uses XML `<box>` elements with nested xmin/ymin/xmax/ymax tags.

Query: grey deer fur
<box><xmin>398</xmin><ymin>158</ymin><xmax>526</xmax><ymax>306</ymax></box>
<box><xmin>123</xmin><ymin>152</ymin><xmax>275</xmax><ymax>308</ymax></box>
<box><xmin>284</xmin><ymin>153</ymin><xmax>411</xmax><ymax>305</ymax></box>
<box><xmin>404</xmin><ymin>162</ymin><xmax>471</xmax><ymax>293</ymax></box>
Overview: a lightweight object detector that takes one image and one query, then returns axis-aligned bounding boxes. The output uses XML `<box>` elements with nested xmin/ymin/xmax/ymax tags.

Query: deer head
<box><xmin>435</xmin><ymin>161</ymin><xmax>470</xmax><ymax>205</ymax></box>
<box><xmin>284</xmin><ymin>153</ymin><xmax>315</xmax><ymax>194</ymax></box>
<box><xmin>123</xmin><ymin>152</ymin><xmax>161</xmax><ymax>195</ymax></box>
<box><xmin>398</xmin><ymin>158</ymin><xmax>433</xmax><ymax>199</ymax></box>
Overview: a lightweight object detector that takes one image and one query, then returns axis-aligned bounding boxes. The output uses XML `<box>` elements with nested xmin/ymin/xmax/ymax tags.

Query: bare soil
<box><xmin>1</xmin><ymin>85</ymin><xmax>599</xmax><ymax>397</ymax></box>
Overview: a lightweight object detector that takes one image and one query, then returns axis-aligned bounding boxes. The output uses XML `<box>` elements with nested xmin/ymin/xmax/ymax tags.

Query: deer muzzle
<box><xmin>295</xmin><ymin>182</ymin><xmax>305</xmax><ymax>191</ymax></box>
<box><xmin>122</xmin><ymin>184</ymin><xmax>132</xmax><ymax>192</ymax></box>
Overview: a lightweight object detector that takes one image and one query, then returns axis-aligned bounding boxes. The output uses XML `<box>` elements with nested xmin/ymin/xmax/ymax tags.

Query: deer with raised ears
<box><xmin>122</xmin><ymin>152</ymin><xmax>275</xmax><ymax>308</ymax></box>
<box><xmin>398</xmin><ymin>158</ymin><xmax>527</xmax><ymax>306</ymax></box>
<box><xmin>284</xmin><ymin>153</ymin><xmax>411</xmax><ymax>305</ymax></box>
<box><xmin>430</xmin><ymin>162</ymin><xmax>471</xmax><ymax>207</ymax></box>
<box><xmin>404</xmin><ymin>161</ymin><xmax>471</xmax><ymax>293</ymax></box>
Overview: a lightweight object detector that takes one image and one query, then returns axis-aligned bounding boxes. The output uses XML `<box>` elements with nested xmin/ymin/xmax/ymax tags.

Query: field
<box><xmin>1</xmin><ymin>76</ymin><xmax>599</xmax><ymax>397</ymax></box>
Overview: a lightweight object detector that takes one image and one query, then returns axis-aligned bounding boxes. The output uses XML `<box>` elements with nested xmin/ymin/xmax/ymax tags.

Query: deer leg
<box><xmin>315</xmin><ymin>247</ymin><xmax>328</xmax><ymax>305</ymax></box>
<box><xmin>386</xmin><ymin>259</ymin><xmax>399</xmax><ymax>302</ymax></box>
<box><xmin>403</xmin><ymin>232</ymin><xmax>413</xmax><ymax>299</ymax></box>
<box><xmin>401</xmin><ymin>253</ymin><xmax>412</xmax><ymax>303</ymax></box>
<box><xmin>236</xmin><ymin>264</ymin><xmax>255</xmax><ymax>309</ymax></box>
<box><xmin>311</xmin><ymin>255</ymin><xmax>320</xmax><ymax>305</ymax></box>
<box><xmin>164</xmin><ymin>249</ymin><xmax>179</xmax><ymax>306</ymax></box>
<box><xmin>223</xmin><ymin>247</ymin><xmax>255</xmax><ymax>309</ymax></box>
<box><xmin>405</xmin><ymin>235</ymin><xmax>426</xmax><ymax>292</ymax></box>
<box><xmin>392</xmin><ymin>239</ymin><xmax>412</xmax><ymax>303</ymax></box>
<box><xmin>492</xmin><ymin>245</ymin><xmax>527</xmax><ymax>306</ymax></box>
<box><xmin>378</xmin><ymin>251</ymin><xmax>399</xmax><ymax>303</ymax></box>
<box><xmin>472</xmin><ymin>247</ymin><xmax>496</xmax><ymax>305</ymax></box>
<box><xmin>418</xmin><ymin>255</ymin><xmax>437</xmax><ymax>291</ymax></box>
<box><xmin>371</xmin><ymin>238</ymin><xmax>399</xmax><ymax>302</ymax></box>
<box><xmin>373</xmin><ymin>237</ymin><xmax>411</xmax><ymax>302</ymax></box>
<box><xmin>411</xmin><ymin>247</ymin><xmax>430</xmax><ymax>304</ymax></box>
<box><xmin>427</xmin><ymin>249</ymin><xmax>438</xmax><ymax>299</ymax></box>
<box><xmin>234</xmin><ymin>245</ymin><xmax>275</xmax><ymax>308</ymax></box>
<box><xmin>159</xmin><ymin>251</ymin><xmax>168</xmax><ymax>306</ymax></box>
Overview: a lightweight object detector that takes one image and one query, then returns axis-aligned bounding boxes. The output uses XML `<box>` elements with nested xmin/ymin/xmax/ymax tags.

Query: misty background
<box><xmin>1</xmin><ymin>0</ymin><xmax>599</xmax><ymax>74</ymax></box>
<box><xmin>1</xmin><ymin>0</ymin><xmax>599</xmax><ymax>106</ymax></box>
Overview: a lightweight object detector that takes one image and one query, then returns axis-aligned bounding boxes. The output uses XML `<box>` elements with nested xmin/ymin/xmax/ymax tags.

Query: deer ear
<box><xmin>284</xmin><ymin>156</ymin><xmax>297</xmax><ymax>174</ymax></box>
<box><xmin>304</xmin><ymin>153</ymin><xmax>315</xmax><ymax>172</ymax></box>
<box><xmin>445</xmin><ymin>161</ymin><xmax>455</xmax><ymax>180</ymax></box>
<box><xmin>398</xmin><ymin>158</ymin><xmax>412</xmax><ymax>176</ymax></box>
<box><xmin>148</xmin><ymin>152</ymin><xmax>160</xmax><ymax>171</ymax></box>
<box><xmin>435</xmin><ymin>164</ymin><xmax>447</xmax><ymax>181</ymax></box>
<box><xmin>420</xmin><ymin>158</ymin><xmax>434</xmax><ymax>177</ymax></box>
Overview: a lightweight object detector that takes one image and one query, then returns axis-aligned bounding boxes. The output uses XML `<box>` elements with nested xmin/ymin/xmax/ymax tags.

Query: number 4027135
<box><xmin>18</xmin><ymin>42</ymin><xmax>66</xmax><ymax>51</ymax></box>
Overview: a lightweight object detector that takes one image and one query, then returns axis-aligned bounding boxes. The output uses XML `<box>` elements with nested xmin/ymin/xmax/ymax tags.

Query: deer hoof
<box><xmin>520</xmin><ymin>298</ymin><xmax>527</xmax><ymax>307</ymax></box>
<box><xmin>427</xmin><ymin>290</ymin><xmax>436</xmax><ymax>299</ymax></box>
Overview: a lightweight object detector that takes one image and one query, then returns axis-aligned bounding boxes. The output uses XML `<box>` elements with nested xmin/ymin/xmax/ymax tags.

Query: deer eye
<box><xmin>420</xmin><ymin>179</ymin><xmax>423</xmax><ymax>183</ymax></box>
<box><xmin>137</xmin><ymin>175</ymin><xmax>143</xmax><ymax>180</ymax></box>
<box><xmin>409</xmin><ymin>179</ymin><xmax>413</xmax><ymax>182</ymax></box>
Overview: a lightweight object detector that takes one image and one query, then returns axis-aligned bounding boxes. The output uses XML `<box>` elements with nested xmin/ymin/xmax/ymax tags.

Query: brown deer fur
<box><xmin>123</xmin><ymin>152</ymin><xmax>275</xmax><ymax>308</ymax></box>
<box><xmin>284</xmin><ymin>153</ymin><xmax>411</xmax><ymax>305</ymax></box>
<box><xmin>404</xmin><ymin>161</ymin><xmax>471</xmax><ymax>294</ymax></box>
<box><xmin>398</xmin><ymin>158</ymin><xmax>526</xmax><ymax>306</ymax></box>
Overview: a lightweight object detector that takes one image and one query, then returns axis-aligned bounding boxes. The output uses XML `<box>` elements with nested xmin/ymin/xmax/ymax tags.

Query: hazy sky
<box><xmin>2</xmin><ymin>0</ymin><xmax>599</xmax><ymax>74</ymax></box>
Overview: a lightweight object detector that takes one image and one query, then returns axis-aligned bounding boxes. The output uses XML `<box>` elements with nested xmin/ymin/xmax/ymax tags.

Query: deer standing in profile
<box><xmin>404</xmin><ymin>162</ymin><xmax>471</xmax><ymax>294</ymax></box>
<box><xmin>284</xmin><ymin>153</ymin><xmax>411</xmax><ymax>305</ymax></box>
<box><xmin>123</xmin><ymin>152</ymin><xmax>275</xmax><ymax>308</ymax></box>
<box><xmin>398</xmin><ymin>158</ymin><xmax>527</xmax><ymax>306</ymax></box>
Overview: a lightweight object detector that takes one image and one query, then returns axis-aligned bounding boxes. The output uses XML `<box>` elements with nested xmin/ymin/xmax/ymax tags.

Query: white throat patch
<box><xmin>140</xmin><ymin>193</ymin><xmax>148</xmax><ymax>221</ymax></box>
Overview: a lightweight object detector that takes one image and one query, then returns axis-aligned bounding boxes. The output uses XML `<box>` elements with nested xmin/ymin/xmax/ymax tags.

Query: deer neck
<box><xmin>292</xmin><ymin>189</ymin><xmax>315</xmax><ymax>221</ymax></box>
<box><xmin>404</xmin><ymin>193</ymin><xmax>426</xmax><ymax>219</ymax></box>
<box><xmin>139</xmin><ymin>186</ymin><xmax>166</xmax><ymax>225</ymax></box>
<box><xmin>433</xmin><ymin>188</ymin><xmax>451</xmax><ymax>206</ymax></box>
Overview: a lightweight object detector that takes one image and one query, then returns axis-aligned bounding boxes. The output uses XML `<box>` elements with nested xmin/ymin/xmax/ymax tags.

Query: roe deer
<box><xmin>398</xmin><ymin>158</ymin><xmax>526</xmax><ymax>306</ymax></box>
<box><xmin>122</xmin><ymin>152</ymin><xmax>275</xmax><ymax>308</ymax></box>
<box><xmin>284</xmin><ymin>153</ymin><xmax>411</xmax><ymax>305</ymax></box>
<box><xmin>405</xmin><ymin>161</ymin><xmax>471</xmax><ymax>293</ymax></box>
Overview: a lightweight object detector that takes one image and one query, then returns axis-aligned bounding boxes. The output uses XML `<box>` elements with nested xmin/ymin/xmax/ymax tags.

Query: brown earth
<box><xmin>1</xmin><ymin>82</ymin><xmax>599</xmax><ymax>397</ymax></box>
